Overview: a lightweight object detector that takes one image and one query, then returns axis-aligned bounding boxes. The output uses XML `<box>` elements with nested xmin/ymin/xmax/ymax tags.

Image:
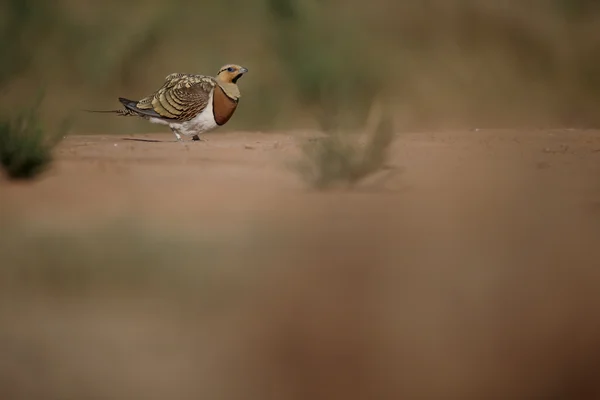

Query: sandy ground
<box><xmin>2</xmin><ymin>129</ymin><xmax>600</xmax><ymax>228</ymax></box>
<box><xmin>2</xmin><ymin>129</ymin><xmax>600</xmax><ymax>399</ymax></box>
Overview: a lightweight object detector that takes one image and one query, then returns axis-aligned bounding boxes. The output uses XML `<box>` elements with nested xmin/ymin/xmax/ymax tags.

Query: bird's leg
<box><xmin>191</xmin><ymin>134</ymin><xmax>209</xmax><ymax>142</ymax></box>
<box><xmin>170</xmin><ymin>128</ymin><xmax>183</xmax><ymax>142</ymax></box>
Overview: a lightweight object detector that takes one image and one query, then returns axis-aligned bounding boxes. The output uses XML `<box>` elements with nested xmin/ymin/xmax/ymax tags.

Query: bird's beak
<box><xmin>239</xmin><ymin>67</ymin><xmax>248</xmax><ymax>74</ymax></box>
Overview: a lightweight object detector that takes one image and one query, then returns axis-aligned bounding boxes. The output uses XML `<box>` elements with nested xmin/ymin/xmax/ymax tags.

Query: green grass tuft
<box><xmin>296</xmin><ymin>102</ymin><xmax>395</xmax><ymax>190</ymax></box>
<box><xmin>0</xmin><ymin>94</ymin><xmax>66</xmax><ymax>180</ymax></box>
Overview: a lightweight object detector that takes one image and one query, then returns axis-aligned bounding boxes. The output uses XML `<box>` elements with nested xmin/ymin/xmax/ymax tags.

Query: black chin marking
<box><xmin>232</xmin><ymin>74</ymin><xmax>243</xmax><ymax>83</ymax></box>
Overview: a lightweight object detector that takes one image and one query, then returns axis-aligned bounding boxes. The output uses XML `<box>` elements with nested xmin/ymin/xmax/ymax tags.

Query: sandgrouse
<box><xmin>94</xmin><ymin>64</ymin><xmax>248</xmax><ymax>142</ymax></box>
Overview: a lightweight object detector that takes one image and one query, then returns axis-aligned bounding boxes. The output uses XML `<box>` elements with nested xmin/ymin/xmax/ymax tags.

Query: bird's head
<box><xmin>216</xmin><ymin>64</ymin><xmax>248</xmax><ymax>84</ymax></box>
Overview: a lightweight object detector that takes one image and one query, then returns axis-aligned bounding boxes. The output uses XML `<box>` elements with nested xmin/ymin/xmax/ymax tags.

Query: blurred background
<box><xmin>2</xmin><ymin>0</ymin><xmax>600</xmax><ymax>133</ymax></box>
<box><xmin>2</xmin><ymin>1</ymin><xmax>600</xmax><ymax>399</ymax></box>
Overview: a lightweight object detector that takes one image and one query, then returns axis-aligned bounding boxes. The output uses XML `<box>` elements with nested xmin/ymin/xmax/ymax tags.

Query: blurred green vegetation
<box><xmin>295</xmin><ymin>102</ymin><xmax>395</xmax><ymax>189</ymax></box>
<box><xmin>1</xmin><ymin>0</ymin><xmax>600</xmax><ymax>133</ymax></box>
<box><xmin>0</xmin><ymin>91</ymin><xmax>66</xmax><ymax>180</ymax></box>
<box><xmin>0</xmin><ymin>222</ymin><xmax>224</xmax><ymax>296</ymax></box>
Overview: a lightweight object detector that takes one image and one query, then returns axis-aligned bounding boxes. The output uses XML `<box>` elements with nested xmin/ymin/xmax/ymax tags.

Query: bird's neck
<box><xmin>215</xmin><ymin>80</ymin><xmax>240</xmax><ymax>101</ymax></box>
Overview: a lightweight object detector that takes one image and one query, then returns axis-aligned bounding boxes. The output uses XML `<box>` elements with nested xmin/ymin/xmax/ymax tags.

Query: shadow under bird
<box><xmin>87</xmin><ymin>64</ymin><xmax>248</xmax><ymax>142</ymax></box>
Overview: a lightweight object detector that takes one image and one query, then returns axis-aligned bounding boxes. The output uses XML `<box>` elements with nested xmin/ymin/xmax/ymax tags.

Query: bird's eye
<box><xmin>227</xmin><ymin>67</ymin><xmax>235</xmax><ymax>72</ymax></box>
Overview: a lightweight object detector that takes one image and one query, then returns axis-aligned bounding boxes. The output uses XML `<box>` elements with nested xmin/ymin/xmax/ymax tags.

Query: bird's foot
<box><xmin>191</xmin><ymin>135</ymin><xmax>208</xmax><ymax>142</ymax></box>
<box><xmin>172</xmin><ymin>131</ymin><xmax>184</xmax><ymax>143</ymax></box>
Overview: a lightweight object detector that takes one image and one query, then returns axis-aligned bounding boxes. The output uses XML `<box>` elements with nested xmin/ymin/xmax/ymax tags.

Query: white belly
<box><xmin>176</xmin><ymin>107</ymin><xmax>218</xmax><ymax>136</ymax></box>
<box><xmin>157</xmin><ymin>90</ymin><xmax>218</xmax><ymax>136</ymax></box>
<box><xmin>148</xmin><ymin>89</ymin><xmax>218</xmax><ymax>136</ymax></box>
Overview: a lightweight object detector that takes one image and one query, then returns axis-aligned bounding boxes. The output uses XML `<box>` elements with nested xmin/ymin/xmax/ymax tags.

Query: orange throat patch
<box><xmin>212</xmin><ymin>85</ymin><xmax>238</xmax><ymax>126</ymax></box>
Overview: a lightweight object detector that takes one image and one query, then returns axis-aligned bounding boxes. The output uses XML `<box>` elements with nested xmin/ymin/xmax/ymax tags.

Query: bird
<box><xmin>88</xmin><ymin>64</ymin><xmax>248</xmax><ymax>142</ymax></box>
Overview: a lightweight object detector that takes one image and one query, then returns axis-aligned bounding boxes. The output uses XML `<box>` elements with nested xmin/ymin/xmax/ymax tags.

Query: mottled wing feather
<box><xmin>136</xmin><ymin>74</ymin><xmax>216</xmax><ymax>122</ymax></box>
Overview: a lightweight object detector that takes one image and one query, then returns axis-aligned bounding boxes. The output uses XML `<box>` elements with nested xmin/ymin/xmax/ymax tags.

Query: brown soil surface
<box><xmin>2</xmin><ymin>129</ymin><xmax>600</xmax><ymax>229</ymax></box>
<box><xmin>2</xmin><ymin>129</ymin><xmax>600</xmax><ymax>399</ymax></box>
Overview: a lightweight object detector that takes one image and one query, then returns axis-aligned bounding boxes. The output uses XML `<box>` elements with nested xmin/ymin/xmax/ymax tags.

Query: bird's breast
<box><xmin>212</xmin><ymin>85</ymin><xmax>238</xmax><ymax>126</ymax></box>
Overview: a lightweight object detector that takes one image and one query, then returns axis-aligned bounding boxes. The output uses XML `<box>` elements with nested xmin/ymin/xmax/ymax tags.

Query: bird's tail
<box><xmin>82</xmin><ymin>108</ymin><xmax>137</xmax><ymax>116</ymax></box>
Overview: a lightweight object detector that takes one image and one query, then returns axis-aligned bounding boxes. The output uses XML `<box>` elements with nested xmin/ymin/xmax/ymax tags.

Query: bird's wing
<box><xmin>136</xmin><ymin>74</ymin><xmax>216</xmax><ymax>122</ymax></box>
